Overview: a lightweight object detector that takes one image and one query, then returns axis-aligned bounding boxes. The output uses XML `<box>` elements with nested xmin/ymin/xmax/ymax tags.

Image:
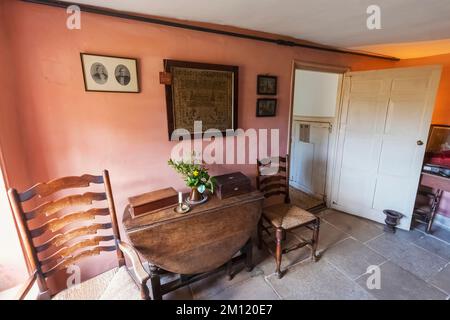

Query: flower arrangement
<box><xmin>168</xmin><ymin>158</ymin><xmax>216</xmax><ymax>202</ymax></box>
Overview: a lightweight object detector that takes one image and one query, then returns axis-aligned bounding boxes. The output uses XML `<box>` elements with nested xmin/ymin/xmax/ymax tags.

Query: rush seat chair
<box><xmin>256</xmin><ymin>156</ymin><xmax>321</xmax><ymax>278</ymax></box>
<box><xmin>8</xmin><ymin>170</ymin><xmax>151</xmax><ymax>300</ymax></box>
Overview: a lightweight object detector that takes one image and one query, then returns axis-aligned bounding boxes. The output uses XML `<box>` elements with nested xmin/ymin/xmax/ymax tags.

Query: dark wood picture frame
<box><xmin>256</xmin><ymin>98</ymin><xmax>277</xmax><ymax>117</ymax></box>
<box><xmin>80</xmin><ymin>53</ymin><xmax>140</xmax><ymax>93</ymax></box>
<box><xmin>257</xmin><ymin>75</ymin><xmax>277</xmax><ymax>95</ymax></box>
<box><xmin>164</xmin><ymin>59</ymin><xmax>239</xmax><ymax>140</ymax></box>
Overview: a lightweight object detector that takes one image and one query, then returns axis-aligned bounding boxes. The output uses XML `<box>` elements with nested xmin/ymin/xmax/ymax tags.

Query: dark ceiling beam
<box><xmin>21</xmin><ymin>0</ymin><xmax>400</xmax><ymax>61</ymax></box>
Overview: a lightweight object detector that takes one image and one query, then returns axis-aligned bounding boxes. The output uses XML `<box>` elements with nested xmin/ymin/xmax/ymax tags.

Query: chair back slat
<box><xmin>39</xmin><ymin>235</ymin><xmax>115</xmax><ymax>266</ymax></box>
<box><xmin>264</xmin><ymin>190</ymin><xmax>288</xmax><ymax>198</ymax></box>
<box><xmin>29</xmin><ymin>208</ymin><xmax>110</xmax><ymax>238</ymax></box>
<box><xmin>260</xmin><ymin>183</ymin><xmax>287</xmax><ymax>193</ymax></box>
<box><xmin>43</xmin><ymin>246</ymin><xmax>117</xmax><ymax>278</ymax></box>
<box><xmin>256</xmin><ymin>155</ymin><xmax>290</xmax><ymax>203</ymax></box>
<box><xmin>259</xmin><ymin>175</ymin><xmax>285</xmax><ymax>185</ymax></box>
<box><xmin>35</xmin><ymin>223</ymin><xmax>113</xmax><ymax>253</ymax></box>
<box><xmin>19</xmin><ymin>175</ymin><xmax>104</xmax><ymax>202</ymax></box>
<box><xmin>7</xmin><ymin>170</ymin><xmax>123</xmax><ymax>297</ymax></box>
<box><xmin>25</xmin><ymin>192</ymin><xmax>107</xmax><ymax>220</ymax></box>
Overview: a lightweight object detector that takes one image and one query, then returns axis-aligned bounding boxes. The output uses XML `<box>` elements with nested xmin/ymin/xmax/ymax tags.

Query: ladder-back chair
<box><xmin>8</xmin><ymin>170</ymin><xmax>150</xmax><ymax>300</ymax></box>
<box><xmin>256</xmin><ymin>155</ymin><xmax>320</xmax><ymax>278</ymax></box>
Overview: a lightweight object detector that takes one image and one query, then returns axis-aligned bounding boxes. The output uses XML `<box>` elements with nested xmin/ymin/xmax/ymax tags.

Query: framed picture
<box><xmin>164</xmin><ymin>59</ymin><xmax>238</xmax><ymax>140</ymax></box>
<box><xmin>257</xmin><ymin>75</ymin><xmax>277</xmax><ymax>95</ymax></box>
<box><xmin>256</xmin><ymin>98</ymin><xmax>277</xmax><ymax>117</ymax></box>
<box><xmin>80</xmin><ymin>53</ymin><xmax>139</xmax><ymax>92</ymax></box>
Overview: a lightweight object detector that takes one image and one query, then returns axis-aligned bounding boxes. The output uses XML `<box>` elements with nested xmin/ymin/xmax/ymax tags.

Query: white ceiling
<box><xmin>60</xmin><ymin>0</ymin><xmax>450</xmax><ymax>58</ymax></box>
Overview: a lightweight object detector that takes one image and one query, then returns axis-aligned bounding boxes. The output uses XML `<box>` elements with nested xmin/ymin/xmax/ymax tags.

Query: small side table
<box><xmin>122</xmin><ymin>191</ymin><xmax>264</xmax><ymax>299</ymax></box>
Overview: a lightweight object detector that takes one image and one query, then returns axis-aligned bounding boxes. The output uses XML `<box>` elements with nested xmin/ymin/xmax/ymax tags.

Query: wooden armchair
<box><xmin>256</xmin><ymin>155</ymin><xmax>320</xmax><ymax>278</ymax></box>
<box><xmin>8</xmin><ymin>170</ymin><xmax>150</xmax><ymax>300</ymax></box>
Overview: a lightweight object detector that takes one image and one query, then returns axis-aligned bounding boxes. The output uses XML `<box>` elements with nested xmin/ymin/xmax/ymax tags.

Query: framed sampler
<box><xmin>163</xmin><ymin>59</ymin><xmax>238</xmax><ymax>139</ymax></box>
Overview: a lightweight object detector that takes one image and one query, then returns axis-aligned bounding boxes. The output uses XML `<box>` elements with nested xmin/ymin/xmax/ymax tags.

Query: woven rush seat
<box><xmin>52</xmin><ymin>266</ymin><xmax>141</xmax><ymax>300</ymax></box>
<box><xmin>263</xmin><ymin>203</ymin><xmax>317</xmax><ymax>229</ymax></box>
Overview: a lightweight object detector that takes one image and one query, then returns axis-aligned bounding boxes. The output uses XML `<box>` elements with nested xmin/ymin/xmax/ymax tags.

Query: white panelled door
<box><xmin>331</xmin><ymin>66</ymin><xmax>442</xmax><ymax>230</ymax></box>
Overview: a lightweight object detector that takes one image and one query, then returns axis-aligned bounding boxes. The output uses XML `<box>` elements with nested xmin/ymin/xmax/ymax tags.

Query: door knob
<box><xmin>417</xmin><ymin>140</ymin><xmax>424</xmax><ymax>146</ymax></box>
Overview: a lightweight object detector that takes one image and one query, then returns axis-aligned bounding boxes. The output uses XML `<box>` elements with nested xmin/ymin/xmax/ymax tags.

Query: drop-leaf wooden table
<box><xmin>122</xmin><ymin>190</ymin><xmax>264</xmax><ymax>300</ymax></box>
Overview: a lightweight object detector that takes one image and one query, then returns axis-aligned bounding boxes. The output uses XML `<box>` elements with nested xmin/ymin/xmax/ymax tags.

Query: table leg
<box><xmin>243</xmin><ymin>239</ymin><xmax>253</xmax><ymax>272</ymax></box>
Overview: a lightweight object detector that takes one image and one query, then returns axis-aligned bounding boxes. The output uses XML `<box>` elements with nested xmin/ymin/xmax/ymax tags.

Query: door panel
<box><xmin>337</xmin><ymin>168</ymin><xmax>376</xmax><ymax>208</ymax></box>
<box><xmin>296</xmin><ymin>141</ymin><xmax>314</xmax><ymax>190</ymax></box>
<box><xmin>385</xmin><ymin>97</ymin><xmax>426</xmax><ymax>135</ymax></box>
<box><xmin>290</xmin><ymin>121</ymin><xmax>330</xmax><ymax>198</ymax></box>
<box><xmin>378</xmin><ymin>139</ymin><xmax>416</xmax><ymax>177</ymax></box>
<box><xmin>331</xmin><ymin>66</ymin><xmax>442</xmax><ymax>230</ymax></box>
<box><xmin>373</xmin><ymin>175</ymin><xmax>410</xmax><ymax>212</ymax></box>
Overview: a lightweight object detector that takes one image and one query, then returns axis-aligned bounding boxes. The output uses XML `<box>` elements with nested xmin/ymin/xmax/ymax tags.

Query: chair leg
<box><xmin>311</xmin><ymin>218</ymin><xmax>321</xmax><ymax>262</ymax></box>
<box><xmin>149</xmin><ymin>265</ymin><xmax>162</xmax><ymax>300</ymax></box>
<box><xmin>275</xmin><ymin>228</ymin><xmax>285</xmax><ymax>279</ymax></box>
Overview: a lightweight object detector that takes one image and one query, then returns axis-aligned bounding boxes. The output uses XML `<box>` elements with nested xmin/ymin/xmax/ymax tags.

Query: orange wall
<box><xmin>4</xmin><ymin>0</ymin><xmax>450</xmax><ymax>290</ymax></box>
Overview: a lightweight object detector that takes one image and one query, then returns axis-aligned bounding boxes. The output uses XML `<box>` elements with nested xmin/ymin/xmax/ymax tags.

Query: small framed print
<box><xmin>80</xmin><ymin>53</ymin><xmax>139</xmax><ymax>93</ymax></box>
<box><xmin>257</xmin><ymin>75</ymin><xmax>277</xmax><ymax>95</ymax></box>
<box><xmin>256</xmin><ymin>98</ymin><xmax>277</xmax><ymax>117</ymax></box>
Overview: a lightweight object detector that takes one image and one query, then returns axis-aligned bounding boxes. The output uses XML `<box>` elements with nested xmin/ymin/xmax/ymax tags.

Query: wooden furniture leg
<box><xmin>149</xmin><ymin>265</ymin><xmax>162</xmax><ymax>300</ymax></box>
<box><xmin>275</xmin><ymin>228</ymin><xmax>285</xmax><ymax>279</ymax></box>
<box><xmin>257</xmin><ymin>220</ymin><xmax>263</xmax><ymax>250</ymax></box>
<box><xmin>226</xmin><ymin>260</ymin><xmax>233</xmax><ymax>280</ymax></box>
<box><xmin>427</xmin><ymin>189</ymin><xmax>443</xmax><ymax>233</ymax></box>
<box><xmin>243</xmin><ymin>239</ymin><xmax>253</xmax><ymax>272</ymax></box>
<box><xmin>311</xmin><ymin>218</ymin><xmax>321</xmax><ymax>262</ymax></box>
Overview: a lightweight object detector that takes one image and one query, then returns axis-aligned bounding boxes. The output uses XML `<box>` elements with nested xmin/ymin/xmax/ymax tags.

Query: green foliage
<box><xmin>168</xmin><ymin>158</ymin><xmax>216</xmax><ymax>194</ymax></box>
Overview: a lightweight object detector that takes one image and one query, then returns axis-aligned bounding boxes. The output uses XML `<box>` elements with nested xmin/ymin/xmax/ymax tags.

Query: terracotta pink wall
<box><xmin>0</xmin><ymin>0</ymin><xmax>395</xmax><ymax>288</ymax></box>
<box><xmin>2</xmin><ymin>4</ymin><xmax>393</xmax><ymax>213</ymax></box>
<box><xmin>0</xmin><ymin>1</ymin><xmax>30</xmax><ymax>291</ymax></box>
<box><xmin>9</xmin><ymin>0</ymin><xmax>450</xmax><ymax>290</ymax></box>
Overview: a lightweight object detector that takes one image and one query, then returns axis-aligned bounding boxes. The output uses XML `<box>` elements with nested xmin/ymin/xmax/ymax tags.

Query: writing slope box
<box><xmin>214</xmin><ymin>172</ymin><xmax>251</xmax><ymax>200</ymax></box>
<box><xmin>128</xmin><ymin>187</ymin><xmax>178</xmax><ymax>218</ymax></box>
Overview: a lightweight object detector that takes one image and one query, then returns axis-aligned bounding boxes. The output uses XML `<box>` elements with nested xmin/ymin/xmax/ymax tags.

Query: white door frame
<box><xmin>287</xmin><ymin>60</ymin><xmax>349</xmax><ymax>204</ymax></box>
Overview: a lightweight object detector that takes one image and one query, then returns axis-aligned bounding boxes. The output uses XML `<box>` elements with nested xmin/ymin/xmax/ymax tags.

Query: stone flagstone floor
<box><xmin>164</xmin><ymin>208</ymin><xmax>450</xmax><ymax>300</ymax></box>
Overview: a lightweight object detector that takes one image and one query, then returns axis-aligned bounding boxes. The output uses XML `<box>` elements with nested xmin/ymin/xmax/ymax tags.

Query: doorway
<box><xmin>288</xmin><ymin>62</ymin><xmax>347</xmax><ymax>211</ymax></box>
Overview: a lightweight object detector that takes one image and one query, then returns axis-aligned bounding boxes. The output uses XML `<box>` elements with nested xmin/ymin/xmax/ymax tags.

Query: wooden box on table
<box><xmin>214</xmin><ymin>172</ymin><xmax>252</xmax><ymax>200</ymax></box>
<box><xmin>128</xmin><ymin>187</ymin><xmax>178</xmax><ymax>218</ymax></box>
